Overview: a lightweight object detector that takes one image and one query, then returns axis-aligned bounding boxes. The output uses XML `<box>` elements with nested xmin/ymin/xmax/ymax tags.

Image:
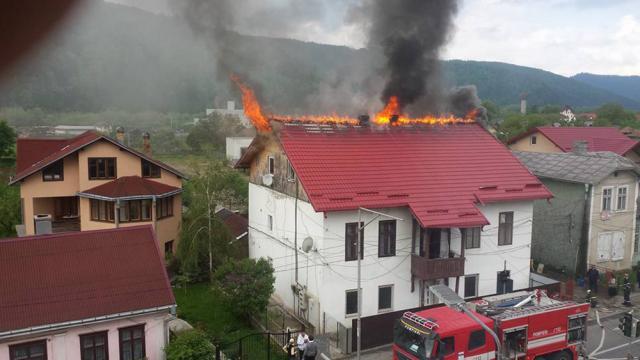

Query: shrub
<box><xmin>165</xmin><ymin>330</ymin><xmax>215</xmax><ymax>360</ymax></box>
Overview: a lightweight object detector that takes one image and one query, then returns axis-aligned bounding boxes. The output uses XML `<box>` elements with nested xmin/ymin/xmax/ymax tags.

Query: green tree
<box><xmin>165</xmin><ymin>330</ymin><xmax>215</xmax><ymax>360</ymax></box>
<box><xmin>177</xmin><ymin>160</ymin><xmax>248</xmax><ymax>280</ymax></box>
<box><xmin>481</xmin><ymin>100</ymin><xmax>500</xmax><ymax>124</ymax></box>
<box><xmin>0</xmin><ymin>183</ymin><xmax>20</xmax><ymax>237</ymax></box>
<box><xmin>212</xmin><ymin>258</ymin><xmax>275</xmax><ymax>318</ymax></box>
<box><xmin>497</xmin><ymin>113</ymin><xmax>556</xmax><ymax>142</ymax></box>
<box><xmin>186</xmin><ymin>114</ymin><xmax>246</xmax><ymax>154</ymax></box>
<box><xmin>0</xmin><ymin>119</ymin><xmax>16</xmax><ymax>157</ymax></box>
<box><xmin>595</xmin><ymin>103</ymin><xmax>637</xmax><ymax>127</ymax></box>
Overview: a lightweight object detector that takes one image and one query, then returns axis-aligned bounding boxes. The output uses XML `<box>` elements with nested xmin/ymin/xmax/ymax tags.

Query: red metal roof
<box><xmin>10</xmin><ymin>131</ymin><xmax>185</xmax><ymax>184</ymax></box>
<box><xmin>279</xmin><ymin>124</ymin><xmax>551</xmax><ymax>228</ymax></box>
<box><xmin>0</xmin><ymin>226</ymin><xmax>175</xmax><ymax>333</ymax></box>
<box><xmin>508</xmin><ymin>126</ymin><xmax>639</xmax><ymax>155</ymax></box>
<box><xmin>79</xmin><ymin>176</ymin><xmax>181</xmax><ymax>199</ymax></box>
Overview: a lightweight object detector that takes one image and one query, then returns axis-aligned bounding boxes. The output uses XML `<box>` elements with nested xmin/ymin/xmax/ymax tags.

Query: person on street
<box><xmin>296</xmin><ymin>331</ymin><xmax>308</xmax><ymax>360</ymax></box>
<box><xmin>303</xmin><ymin>335</ymin><xmax>318</xmax><ymax>360</ymax></box>
<box><xmin>587</xmin><ymin>265</ymin><xmax>599</xmax><ymax>293</ymax></box>
<box><xmin>623</xmin><ymin>273</ymin><xmax>632</xmax><ymax>306</ymax></box>
<box><xmin>283</xmin><ymin>338</ymin><xmax>297</xmax><ymax>360</ymax></box>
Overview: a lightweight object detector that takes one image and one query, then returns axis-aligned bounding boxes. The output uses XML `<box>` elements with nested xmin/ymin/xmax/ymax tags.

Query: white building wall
<box><xmin>225</xmin><ymin>137</ymin><xmax>253</xmax><ymax>161</ymax></box>
<box><xmin>249</xmin><ymin>182</ymin><xmax>534</xmax><ymax>329</ymax></box>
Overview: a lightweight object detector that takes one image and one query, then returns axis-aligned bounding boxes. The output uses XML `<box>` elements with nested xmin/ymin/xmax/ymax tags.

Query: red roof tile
<box><xmin>217</xmin><ymin>208</ymin><xmax>248</xmax><ymax>239</ymax></box>
<box><xmin>79</xmin><ymin>176</ymin><xmax>181</xmax><ymax>199</ymax></box>
<box><xmin>10</xmin><ymin>131</ymin><xmax>185</xmax><ymax>184</ymax></box>
<box><xmin>509</xmin><ymin>126</ymin><xmax>639</xmax><ymax>155</ymax></box>
<box><xmin>0</xmin><ymin>226</ymin><xmax>175</xmax><ymax>333</ymax></box>
<box><xmin>279</xmin><ymin>124</ymin><xmax>551</xmax><ymax>228</ymax></box>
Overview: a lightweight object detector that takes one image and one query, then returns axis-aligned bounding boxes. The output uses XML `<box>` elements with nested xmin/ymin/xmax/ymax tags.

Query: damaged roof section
<box><xmin>244</xmin><ymin>123</ymin><xmax>551</xmax><ymax>228</ymax></box>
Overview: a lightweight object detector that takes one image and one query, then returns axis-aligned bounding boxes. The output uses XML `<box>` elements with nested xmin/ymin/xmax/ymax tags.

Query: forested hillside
<box><xmin>572</xmin><ymin>73</ymin><xmax>640</xmax><ymax>103</ymax></box>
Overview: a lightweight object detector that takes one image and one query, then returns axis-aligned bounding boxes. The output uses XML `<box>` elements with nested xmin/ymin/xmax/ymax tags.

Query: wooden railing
<box><xmin>411</xmin><ymin>254</ymin><xmax>465</xmax><ymax>281</ymax></box>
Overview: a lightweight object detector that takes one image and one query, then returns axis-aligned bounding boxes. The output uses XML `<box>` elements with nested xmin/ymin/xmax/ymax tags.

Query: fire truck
<box><xmin>393</xmin><ymin>287</ymin><xmax>589</xmax><ymax>360</ymax></box>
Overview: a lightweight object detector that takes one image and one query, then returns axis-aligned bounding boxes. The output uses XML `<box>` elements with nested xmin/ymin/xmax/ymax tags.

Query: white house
<box><xmin>226</xmin><ymin>136</ymin><xmax>253</xmax><ymax>164</ymax></box>
<box><xmin>206</xmin><ymin>101</ymin><xmax>251</xmax><ymax>128</ymax></box>
<box><xmin>236</xmin><ymin>122</ymin><xmax>552</xmax><ymax>331</ymax></box>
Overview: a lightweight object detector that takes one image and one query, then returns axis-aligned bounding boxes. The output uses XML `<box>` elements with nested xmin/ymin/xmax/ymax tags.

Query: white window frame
<box><xmin>345</xmin><ymin>289</ymin><xmax>359</xmax><ymax>317</ymax></box>
<box><xmin>286</xmin><ymin>159</ymin><xmax>296</xmax><ymax>182</ymax></box>
<box><xmin>530</xmin><ymin>135</ymin><xmax>537</xmax><ymax>145</ymax></box>
<box><xmin>464</xmin><ymin>274</ymin><xmax>479</xmax><ymax>299</ymax></box>
<box><xmin>378</xmin><ymin>285</ymin><xmax>394</xmax><ymax>313</ymax></box>
<box><xmin>267</xmin><ymin>214</ymin><xmax>273</xmax><ymax>232</ymax></box>
<box><xmin>267</xmin><ymin>155</ymin><xmax>275</xmax><ymax>175</ymax></box>
<box><xmin>601</xmin><ymin>186</ymin><xmax>613</xmax><ymax>212</ymax></box>
<box><xmin>616</xmin><ymin>185</ymin><xmax>629</xmax><ymax>212</ymax></box>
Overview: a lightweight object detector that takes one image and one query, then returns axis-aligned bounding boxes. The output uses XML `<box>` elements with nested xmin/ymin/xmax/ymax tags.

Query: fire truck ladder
<box><xmin>402</xmin><ymin>312</ymin><xmax>439</xmax><ymax>331</ymax></box>
<box><xmin>491</xmin><ymin>301</ymin><xmax>579</xmax><ymax>321</ymax></box>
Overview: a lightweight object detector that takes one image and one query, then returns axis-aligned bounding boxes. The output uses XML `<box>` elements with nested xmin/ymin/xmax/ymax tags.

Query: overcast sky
<box><xmin>107</xmin><ymin>0</ymin><xmax>640</xmax><ymax>76</ymax></box>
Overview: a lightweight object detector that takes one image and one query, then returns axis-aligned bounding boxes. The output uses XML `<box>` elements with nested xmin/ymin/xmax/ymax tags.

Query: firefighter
<box><xmin>623</xmin><ymin>273</ymin><xmax>632</xmax><ymax>306</ymax></box>
<box><xmin>587</xmin><ymin>265</ymin><xmax>599</xmax><ymax>293</ymax></box>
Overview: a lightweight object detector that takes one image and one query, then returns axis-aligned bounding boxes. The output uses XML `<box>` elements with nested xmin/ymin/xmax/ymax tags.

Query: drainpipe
<box><xmin>152</xmin><ymin>196</ymin><xmax>157</xmax><ymax>230</ymax></box>
<box><xmin>581</xmin><ymin>184</ymin><xmax>593</xmax><ymax>275</ymax></box>
<box><xmin>115</xmin><ymin>199</ymin><xmax>120</xmax><ymax>228</ymax></box>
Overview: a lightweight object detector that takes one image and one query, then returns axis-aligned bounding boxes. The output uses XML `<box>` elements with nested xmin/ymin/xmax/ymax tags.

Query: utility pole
<box><xmin>356</xmin><ymin>207</ymin><xmax>403</xmax><ymax>360</ymax></box>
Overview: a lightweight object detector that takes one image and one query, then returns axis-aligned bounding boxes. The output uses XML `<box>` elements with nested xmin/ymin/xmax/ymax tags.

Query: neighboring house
<box><xmin>508</xmin><ymin>126</ymin><xmax>640</xmax><ymax>163</ymax></box>
<box><xmin>216</xmin><ymin>207</ymin><xmax>249</xmax><ymax>258</ymax></box>
<box><xmin>226</xmin><ymin>137</ymin><xmax>253</xmax><ymax>164</ymax></box>
<box><xmin>9</xmin><ymin>130</ymin><xmax>185</xmax><ymax>258</ymax></box>
<box><xmin>206</xmin><ymin>100</ymin><xmax>251</xmax><ymax>128</ymax></box>
<box><xmin>53</xmin><ymin>125</ymin><xmax>110</xmax><ymax>136</ymax></box>
<box><xmin>236</xmin><ymin>122</ymin><xmax>551</xmax><ymax>330</ymax></box>
<box><xmin>515</xmin><ymin>150</ymin><xmax>640</xmax><ymax>274</ymax></box>
<box><xmin>0</xmin><ymin>226</ymin><xmax>176</xmax><ymax>360</ymax></box>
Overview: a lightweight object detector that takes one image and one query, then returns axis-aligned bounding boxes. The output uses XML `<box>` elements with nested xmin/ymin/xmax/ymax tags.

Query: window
<box><xmin>119</xmin><ymin>325</ymin><xmax>145</xmax><ymax>360</ymax></box>
<box><xmin>468</xmin><ymin>330</ymin><xmax>486</xmax><ymax>350</ymax></box>
<box><xmin>463</xmin><ymin>227</ymin><xmax>481</xmax><ymax>249</ymax></box>
<box><xmin>268</xmin><ymin>156</ymin><xmax>275</xmax><ymax>175</ymax></box>
<box><xmin>156</xmin><ymin>197</ymin><xmax>174</xmax><ymax>219</ymax></box>
<box><xmin>129</xmin><ymin>200</ymin><xmax>141</xmax><ymax>221</ymax></box>
<box><xmin>530</xmin><ymin>135</ymin><xmax>537</xmax><ymax>145</ymax></box>
<box><xmin>345</xmin><ymin>222</ymin><xmax>364</xmax><ymax>261</ymax></box>
<box><xmin>165</xmin><ymin>240</ymin><xmax>174</xmax><ymax>256</ymax></box>
<box><xmin>268</xmin><ymin>214</ymin><xmax>273</xmax><ymax>231</ymax></box>
<box><xmin>88</xmin><ymin>158</ymin><xmax>116</xmax><ymax>180</ymax></box>
<box><xmin>438</xmin><ymin>337</ymin><xmax>455</xmax><ymax>356</ymax></box>
<box><xmin>10</xmin><ymin>340</ymin><xmax>47</xmax><ymax>360</ymax></box>
<box><xmin>141</xmin><ymin>200</ymin><xmax>152</xmax><ymax>220</ymax></box>
<box><xmin>90</xmin><ymin>199</ymin><xmax>115</xmax><ymax>222</ymax></box>
<box><xmin>378</xmin><ymin>220</ymin><xmax>396</xmax><ymax>257</ymax></box>
<box><xmin>378</xmin><ymin>285</ymin><xmax>393</xmax><ymax>311</ymax></box>
<box><xmin>597</xmin><ymin>231</ymin><xmax>625</xmax><ymax>262</ymax></box>
<box><xmin>286</xmin><ymin>160</ymin><xmax>296</xmax><ymax>181</ymax></box>
<box><xmin>42</xmin><ymin>159</ymin><xmax>64</xmax><ymax>181</ymax></box>
<box><xmin>616</xmin><ymin>186</ymin><xmax>628</xmax><ymax>211</ymax></box>
<box><xmin>141</xmin><ymin>159</ymin><xmax>160</xmax><ymax>178</ymax></box>
<box><xmin>498</xmin><ymin>212</ymin><xmax>513</xmax><ymax>246</ymax></box>
<box><xmin>80</xmin><ymin>331</ymin><xmax>108</xmax><ymax>360</ymax></box>
<box><xmin>602</xmin><ymin>187</ymin><xmax>613</xmax><ymax>211</ymax></box>
<box><xmin>346</xmin><ymin>289</ymin><xmax>358</xmax><ymax>316</ymax></box>
<box><xmin>464</xmin><ymin>274</ymin><xmax>479</xmax><ymax>298</ymax></box>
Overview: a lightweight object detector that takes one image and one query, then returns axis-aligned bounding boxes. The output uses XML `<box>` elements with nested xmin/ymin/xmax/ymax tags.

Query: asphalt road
<box><xmin>587</xmin><ymin>312</ymin><xmax>640</xmax><ymax>359</ymax></box>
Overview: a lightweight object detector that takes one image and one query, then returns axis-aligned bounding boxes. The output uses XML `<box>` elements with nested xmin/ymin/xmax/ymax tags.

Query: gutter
<box><xmin>0</xmin><ymin>305</ymin><xmax>176</xmax><ymax>341</ymax></box>
<box><xmin>77</xmin><ymin>189</ymin><xmax>182</xmax><ymax>202</ymax></box>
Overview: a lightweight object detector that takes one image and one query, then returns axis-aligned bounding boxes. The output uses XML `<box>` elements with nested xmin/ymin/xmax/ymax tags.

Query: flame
<box><xmin>231</xmin><ymin>77</ymin><xmax>476</xmax><ymax>132</ymax></box>
<box><xmin>230</xmin><ymin>74</ymin><xmax>271</xmax><ymax>133</ymax></box>
<box><xmin>374</xmin><ymin>96</ymin><xmax>475</xmax><ymax>126</ymax></box>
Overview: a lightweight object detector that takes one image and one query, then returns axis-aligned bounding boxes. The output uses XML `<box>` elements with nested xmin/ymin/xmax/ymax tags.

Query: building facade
<box><xmin>0</xmin><ymin>226</ymin><xmax>176</xmax><ymax>360</ymax></box>
<box><xmin>237</xmin><ymin>123</ymin><xmax>551</xmax><ymax>330</ymax></box>
<box><xmin>10</xmin><ymin>131</ymin><xmax>185</xmax><ymax>257</ymax></box>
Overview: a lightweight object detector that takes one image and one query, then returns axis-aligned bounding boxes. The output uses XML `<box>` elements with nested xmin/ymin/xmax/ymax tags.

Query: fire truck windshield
<box><xmin>393</xmin><ymin>321</ymin><xmax>436</xmax><ymax>359</ymax></box>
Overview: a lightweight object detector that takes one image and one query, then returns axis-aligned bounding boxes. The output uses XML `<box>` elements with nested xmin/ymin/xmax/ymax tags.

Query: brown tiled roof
<box><xmin>0</xmin><ymin>226</ymin><xmax>175</xmax><ymax>333</ymax></box>
<box><xmin>10</xmin><ymin>131</ymin><xmax>185</xmax><ymax>184</ymax></box>
<box><xmin>216</xmin><ymin>208</ymin><xmax>248</xmax><ymax>239</ymax></box>
<box><xmin>79</xmin><ymin>176</ymin><xmax>181</xmax><ymax>200</ymax></box>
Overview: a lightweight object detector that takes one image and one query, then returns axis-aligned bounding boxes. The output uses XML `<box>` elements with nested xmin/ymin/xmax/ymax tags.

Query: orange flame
<box><xmin>230</xmin><ymin>74</ymin><xmax>271</xmax><ymax>133</ymax></box>
<box><xmin>231</xmin><ymin>77</ymin><xmax>477</xmax><ymax>132</ymax></box>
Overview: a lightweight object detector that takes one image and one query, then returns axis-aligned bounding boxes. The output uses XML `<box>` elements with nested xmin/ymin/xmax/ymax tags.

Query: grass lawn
<box><xmin>174</xmin><ymin>283</ymin><xmax>256</xmax><ymax>343</ymax></box>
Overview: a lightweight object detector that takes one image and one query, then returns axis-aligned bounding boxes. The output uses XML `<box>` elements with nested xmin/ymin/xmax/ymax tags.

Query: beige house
<box><xmin>9</xmin><ymin>130</ymin><xmax>185</xmax><ymax>258</ymax></box>
<box><xmin>508</xmin><ymin>126</ymin><xmax>640</xmax><ymax>163</ymax></box>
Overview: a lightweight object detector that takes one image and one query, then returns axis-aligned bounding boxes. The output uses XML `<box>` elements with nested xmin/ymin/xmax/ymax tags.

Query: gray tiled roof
<box><xmin>513</xmin><ymin>151</ymin><xmax>640</xmax><ymax>184</ymax></box>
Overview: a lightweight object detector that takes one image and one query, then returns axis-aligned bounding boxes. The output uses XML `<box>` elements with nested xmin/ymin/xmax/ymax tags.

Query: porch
<box><xmin>32</xmin><ymin>196</ymin><xmax>80</xmax><ymax>234</ymax></box>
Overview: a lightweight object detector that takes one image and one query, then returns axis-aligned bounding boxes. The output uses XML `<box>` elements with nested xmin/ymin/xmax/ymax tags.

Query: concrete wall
<box><xmin>588</xmin><ymin>170</ymin><xmax>638</xmax><ymax>271</ymax></box>
<box><xmin>509</xmin><ymin>132</ymin><xmax>562</xmax><ymax>153</ymax></box>
<box><xmin>0</xmin><ymin>312</ymin><xmax>170</xmax><ymax>360</ymax></box>
<box><xmin>226</xmin><ymin>137</ymin><xmax>253</xmax><ymax>161</ymax></box>
<box><xmin>530</xmin><ymin>179</ymin><xmax>587</xmax><ymax>274</ymax></box>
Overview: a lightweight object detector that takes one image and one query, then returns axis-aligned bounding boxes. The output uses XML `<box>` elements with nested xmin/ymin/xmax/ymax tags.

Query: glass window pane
<box><xmin>121</xmin><ymin>330</ymin><xmax>131</xmax><ymax>341</ymax></box>
<box><xmin>133</xmin><ymin>340</ymin><xmax>144</xmax><ymax>359</ymax></box>
<box><xmin>83</xmin><ymin>348</ymin><xmax>95</xmax><ymax>360</ymax></box>
<box><xmin>83</xmin><ymin>337</ymin><xmax>94</xmax><ymax>348</ymax></box>
<box><xmin>122</xmin><ymin>345</ymin><xmax>132</xmax><ymax>360</ymax></box>
<box><xmin>95</xmin><ymin>335</ymin><xmax>105</xmax><ymax>346</ymax></box>
<box><xmin>141</xmin><ymin>200</ymin><xmax>151</xmax><ymax>220</ymax></box>
<box><xmin>133</xmin><ymin>328</ymin><xmax>143</xmax><ymax>339</ymax></box>
<box><xmin>346</xmin><ymin>290</ymin><xmax>358</xmax><ymax>315</ymax></box>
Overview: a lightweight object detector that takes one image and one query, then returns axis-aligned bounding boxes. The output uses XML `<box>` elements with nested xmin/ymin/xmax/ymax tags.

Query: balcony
<box><xmin>411</xmin><ymin>254</ymin><xmax>465</xmax><ymax>281</ymax></box>
<box><xmin>52</xmin><ymin>216</ymin><xmax>81</xmax><ymax>233</ymax></box>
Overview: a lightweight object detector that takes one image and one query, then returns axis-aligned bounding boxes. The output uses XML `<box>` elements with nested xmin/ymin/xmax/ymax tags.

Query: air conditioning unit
<box><xmin>262</xmin><ymin>174</ymin><xmax>273</xmax><ymax>187</ymax></box>
<box><xmin>34</xmin><ymin>214</ymin><xmax>53</xmax><ymax>235</ymax></box>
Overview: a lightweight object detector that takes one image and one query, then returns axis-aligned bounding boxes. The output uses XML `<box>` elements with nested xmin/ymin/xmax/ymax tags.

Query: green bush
<box><xmin>165</xmin><ymin>330</ymin><xmax>215</xmax><ymax>360</ymax></box>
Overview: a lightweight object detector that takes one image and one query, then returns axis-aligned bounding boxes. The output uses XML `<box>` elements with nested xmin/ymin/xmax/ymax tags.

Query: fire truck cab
<box><xmin>393</xmin><ymin>290</ymin><xmax>589</xmax><ymax>360</ymax></box>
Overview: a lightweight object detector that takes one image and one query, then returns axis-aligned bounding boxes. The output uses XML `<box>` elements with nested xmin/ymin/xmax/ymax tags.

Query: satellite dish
<box><xmin>262</xmin><ymin>174</ymin><xmax>273</xmax><ymax>187</ymax></box>
<box><xmin>301</xmin><ymin>237</ymin><xmax>314</xmax><ymax>253</ymax></box>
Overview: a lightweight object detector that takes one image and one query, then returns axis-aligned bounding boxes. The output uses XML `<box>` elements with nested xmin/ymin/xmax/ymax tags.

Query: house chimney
<box><xmin>358</xmin><ymin>115</ymin><xmax>370</xmax><ymax>127</ymax></box>
<box><xmin>390</xmin><ymin>115</ymin><xmax>399</xmax><ymax>126</ymax></box>
<box><xmin>572</xmin><ymin>140</ymin><xmax>588</xmax><ymax>155</ymax></box>
<box><xmin>142</xmin><ymin>132</ymin><xmax>151</xmax><ymax>156</ymax></box>
<box><xmin>227</xmin><ymin>100</ymin><xmax>235</xmax><ymax>111</ymax></box>
<box><xmin>116</xmin><ymin>127</ymin><xmax>125</xmax><ymax>144</ymax></box>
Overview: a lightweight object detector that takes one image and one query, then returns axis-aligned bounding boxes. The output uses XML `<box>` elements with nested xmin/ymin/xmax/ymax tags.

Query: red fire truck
<box><xmin>393</xmin><ymin>289</ymin><xmax>589</xmax><ymax>360</ymax></box>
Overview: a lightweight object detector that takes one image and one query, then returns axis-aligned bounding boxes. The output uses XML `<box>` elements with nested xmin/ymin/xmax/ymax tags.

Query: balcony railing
<box><xmin>411</xmin><ymin>254</ymin><xmax>465</xmax><ymax>281</ymax></box>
